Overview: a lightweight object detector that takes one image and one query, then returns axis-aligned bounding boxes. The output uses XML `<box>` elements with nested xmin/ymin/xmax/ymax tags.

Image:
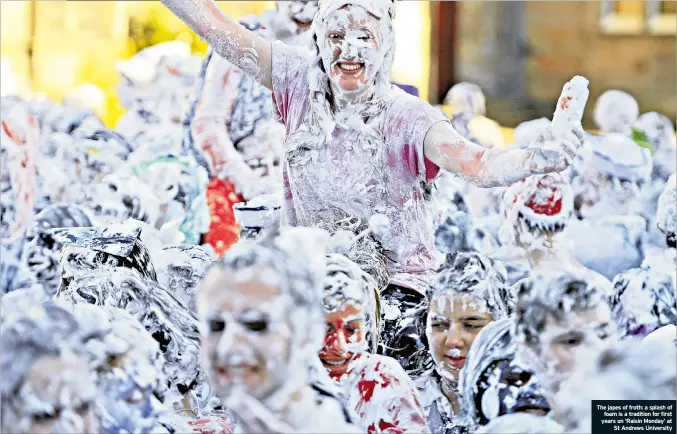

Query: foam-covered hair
<box><xmin>0</xmin><ymin>301</ymin><xmax>90</xmax><ymax>398</ymax></box>
<box><xmin>428</xmin><ymin>251</ymin><xmax>513</xmax><ymax>320</ymax></box>
<box><xmin>593</xmin><ymin>89</ymin><xmax>639</xmax><ymax>134</ymax></box>
<box><xmin>443</xmin><ymin>82</ymin><xmax>486</xmax><ymax>117</ymax></box>
<box><xmin>609</xmin><ymin>267</ymin><xmax>676</xmax><ymax>339</ymax></box>
<box><xmin>57</xmin><ymin>266</ymin><xmax>202</xmax><ymax>402</ymax></box>
<box><xmin>498</xmin><ymin>173</ymin><xmax>573</xmax><ymax>246</ymax></box>
<box><xmin>513</xmin><ymin>271</ymin><xmax>613</xmax><ymax>349</ymax></box>
<box><xmin>323</xmin><ymin>253</ymin><xmax>381</xmax><ymax>352</ymax></box>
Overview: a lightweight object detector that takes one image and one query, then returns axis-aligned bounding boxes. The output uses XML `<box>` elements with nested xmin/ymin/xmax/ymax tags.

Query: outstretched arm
<box><xmin>425</xmin><ymin>76</ymin><xmax>588</xmax><ymax>188</ymax></box>
<box><xmin>423</xmin><ymin>122</ymin><xmax>575</xmax><ymax>188</ymax></box>
<box><xmin>160</xmin><ymin>0</ymin><xmax>272</xmax><ymax>89</ymax></box>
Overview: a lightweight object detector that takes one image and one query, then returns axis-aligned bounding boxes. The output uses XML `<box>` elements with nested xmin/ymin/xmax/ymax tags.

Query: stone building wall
<box><xmin>453</xmin><ymin>1</ymin><xmax>676</xmax><ymax>128</ymax></box>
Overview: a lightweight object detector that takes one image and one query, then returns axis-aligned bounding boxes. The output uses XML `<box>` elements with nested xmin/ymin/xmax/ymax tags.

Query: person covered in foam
<box><xmin>458</xmin><ymin>318</ymin><xmax>550</xmax><ymax>432</ymax></box>
<box><xmin>492</xmin><ymin>173</ymin><xmax>609</xmax><ymax>286</ymax></box>
<box><xmin>1</xmin><ymin>302</ymin><xmax>100</xmax><ymax>434</ymax></box>
<box><xmin>513</xmin><ymin>271</ymin><xmax>618</xmax><ymax>405</ymax></box>
<box><xmin>185</xmin><ymin>3</ymin><xmax>316</xmax><ymax>256</ymax></box>
<box><xmin>443</xmin><ymin>82</ymin><xmax>504</xmax><ymax>149</ymax></box>
<box><xmin>609</xmin><ymin>267</ymin><xmax>676</xmax><ymax>340</ymax></box>
<box><xmin>593</xmin><ymin>89</ymin><xmax>640</xmax><ymax>136</ymax></box>
<box><xmin>158</xmin><ymin>0</ymin><xmax>587</xmax><ymax>307</ymax></box>
<box><xmin>319</xmin><ymin>250</ymin><xmax>429</xmax><ymax>433</ymax></box>
<box><xmin>567</xmin><ymin>132</ymin><xmax>652</xmax><ymax>280</ymax></box>
<box><xmin>417</xmin><ymin>252</ymin><xmax>513</xmax><ymax>434</ymax></box>
<box><xmin>197</xmin><ymin>226</ymin><xmax>359</xmax><ymax>432</ymax></box>
<box><xmin>643</xmin><ymin>173</ymin><xmax>677</xmax><ymax>286</ymax></box>
<box><xmin>53</xmin><ymin>221</ymin><xmax>205</xmax><ymax>412</ymax></box>
<box><xmin>19</xmin><ymin>204</ymin><xmax>94</xmax><ymax>296</ymax></box>
<box><xmin>67</xmin><ymin>304</ymin><xmax>173</xmax><ymax>434</ymax></box>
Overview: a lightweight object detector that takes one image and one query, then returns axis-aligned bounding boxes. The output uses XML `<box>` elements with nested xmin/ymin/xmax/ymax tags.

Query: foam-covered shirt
<box><xmin>271</xmin><ymin>41</ymin><xmax>448</xmax><ymax>292</ymax></box>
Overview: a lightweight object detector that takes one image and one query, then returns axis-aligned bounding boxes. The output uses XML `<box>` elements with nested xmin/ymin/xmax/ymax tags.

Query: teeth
<box><xmin>339</xmin><ymin>63</ymin><xmax>362</xmax><ymax>71</ymax></box>
<box><xmin>323</xmin><ymin>359</ymin><xmax>347</xmax><ymax>367</ymax></box>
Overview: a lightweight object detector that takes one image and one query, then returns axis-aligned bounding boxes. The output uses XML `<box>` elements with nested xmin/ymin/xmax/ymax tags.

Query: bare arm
<box><xmin>160</xmin><ymin>0</ymin><xmax>272</xmax><ymax>89</ymax></box>
<box><xmin>425</xmin><ymin>76</ymin><xmax>588</xmax><ymax>187</ymax></box>
<box><xmin>423</xmin><ymin>122</ymin><xmax>572</xmax><ymax>188</ymax></box>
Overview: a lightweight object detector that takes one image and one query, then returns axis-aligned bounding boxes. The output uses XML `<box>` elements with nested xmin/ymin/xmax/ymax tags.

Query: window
<box><xmin>599</xmin><ymin>0</ymin><xmax>645</xmax><ymax>35</ymax></box>
<box><xmin>647</xmin><ymin>0</ymin><xmax>677</xmax><ymax>35</ymax></box>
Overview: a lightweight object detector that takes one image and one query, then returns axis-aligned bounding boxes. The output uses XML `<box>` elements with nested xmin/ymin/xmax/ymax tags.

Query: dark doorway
<box><xmin>429</xmin><ymin>1</ymin><xmax>458</xmax><ymax>104</ymax></box>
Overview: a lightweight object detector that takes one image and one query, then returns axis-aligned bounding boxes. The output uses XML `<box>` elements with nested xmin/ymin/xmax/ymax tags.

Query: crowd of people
<box><xmin>1</xmin><ymin>0</ymin><xmax>676</xmax><ymax>433</ymax></box>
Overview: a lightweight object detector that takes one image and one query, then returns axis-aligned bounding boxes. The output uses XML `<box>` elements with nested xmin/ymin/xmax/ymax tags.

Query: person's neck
<box><xmin>440</xmin><ymin>377</ymin><xmax>461</xmax><ymax>416</ymax></box>
<box><xmin>330</xmin><ymin>82</ymin><xmax>375</xmax><ymax>113</ymax></box>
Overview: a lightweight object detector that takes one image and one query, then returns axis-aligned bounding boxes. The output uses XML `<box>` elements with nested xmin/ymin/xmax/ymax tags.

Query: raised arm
<box><xmin>160</xmin><ymin>0</ymin><xmax>272</xmax><ymax>89</ymax></box>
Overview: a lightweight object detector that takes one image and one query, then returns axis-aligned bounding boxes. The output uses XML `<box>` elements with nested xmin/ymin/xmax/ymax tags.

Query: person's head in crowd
<box><xmin>459</xmin><ymin>318</ymin><xmax>550</xmax><ymax>430</ymax></box>
<box><xmin>609</xmin><ymin>268</ymin><xmax>676</xmax><ymax>340</ymax></box>
<box><xmin>155</xmin><ymin>244</ymin><xmax>215</xmax><ymax>314</ymax></box>
<box><xmin>426</xmin><ymin>252</ymin><xmax>513</xmax><ymax>385</ymax></box>
<box><xmin>69</xmin><ymin>304</ymin><xmax>169</xmax><ymax>433</ymax></box>
<box><xmin>55</xmin><ymin>220</ymin><xmax>158</xmax><ymax>293</ymax></box>
<box><xmin>593</xmin><ymin>89</ymin><xmax>639</xmax><ymax>135</ymax></box>
<box><xmin>319</xmin><ymin>253</ymin><xmax>380</xmax><ymax>380</ymax></box>
<box><xmin>21</xmin><ymin>204</ymin><xmax>93</xmax><ymax>295</ymax></box>
<box><xmin>1</xmin><ymin>302</ymin><xmax>99</xmax><ymax>434</ymax></box>
<box><xmin>551</xmin><ymin>339</ymin><xmax>677</xmax><ymax>432</ymax></box>
<box><xmin>443</xmin><ymin>82</ymin><xmax>486</xmax><ymax>117</ymax></box>
<box><xmin>498</xmin><ymin>173</ymin><xmax>573</xmax><ymax>253</ymax></box>
<box><xmin>634</xmin><ymin>112</ymin><xmax>676</xmax><ymax>181</ymax></box>
<box><xmin>57</xmin><ymin>261</ymin><xmax>202</xmax><ymax>407</ymax></box>
<box><xmin>657</xmin><ymin>173</ymin><xmax>676</xmax><ymax>249</ymax></box>
<box><xmin>570</xmin><ymin>132</ymin><xmax>652</xmax><ymax>219</ymax></box>
<box><xmin>513</xmin><ymin>271</ymin><xmax>617</xmax><ymax>398</ymax></box>
<box><xmin>198</xmin><ymin>226</ymin><xmax>328</xmax><ymax>403</ymax></box>
<box><xmin>273</xmin><ymin>1</ymin><xmax>319</xmax><ymax>42</ymax></box>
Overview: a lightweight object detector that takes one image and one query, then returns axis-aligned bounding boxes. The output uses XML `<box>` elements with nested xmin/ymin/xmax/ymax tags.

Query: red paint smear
<box><xmin>2</xmin><ymin>121</ymin><xmax>25</xmax><ymax>146</ymax></box>
<box><xmin>367</xmin><ymin>420</ymin><xmax>403</xmax><ymax>434</ymax></box>
<box><xmin>204</xmin><ymin>178</ymin><xmax>243</xmax><ymax>257</ymax></box>
<box><xmin>187</xmin><ymin>417</ymin><xmax>234</xmax><ymax>434</ymax></box>
<box><xmin>559</xmin><ymin>95</ymin><xmax>572</xmax><ymax>110</ymax></box>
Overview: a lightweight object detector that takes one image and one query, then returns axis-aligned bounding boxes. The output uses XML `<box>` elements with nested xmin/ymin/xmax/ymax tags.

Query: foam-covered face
<box><xmin>95</xmin><ymin>347</ymin><xmax>166</xmax><ymax>433</ymax></box>
<box><xmin>574</xmin><ymin>171</ymin><xmax>642</xmax><ymax>219</ymax></box>
<box><xmin>319</xmin><ymin>5</ymin><xmax>382</xmax><ymax>94</ymax></box>
<box><xmin>277</xmin><ymin>1</ymin><xmax>318</xmax><ymax>33</ymax></box>
<box><xmin>11</xmin><ymin>354</ymin><xmax>98</xmax><ymax>434</ymax></box>
<box><xmin>538</xmin><ymin>304</ymin><xmax>615</xmax><ymax>385</ymax></box>
<box><xmin>199</xmin><ymin>268</ymin><xmax>292</xmax><ymax>400</ymax></box>
<box><xmin>474</xmin><ymin>358</ymin><xmax>550</xmax><ymax>425</ymax></box>
<box><xmin>319</xmin><ymin>302</ymin><xmax>366</xmax><ymax>380</ymax></box>
<box><xmin>426</xmin><ymin>293</ymin><xmax>493</xmax><ymax>382</ymax></box>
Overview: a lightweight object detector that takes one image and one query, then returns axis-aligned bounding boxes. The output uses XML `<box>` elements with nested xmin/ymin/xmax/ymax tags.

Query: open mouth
<box><xmin>336</xmin><ymin>62</ymin><xmax>364</xmax><ymax>75</ymax></box>
<box><xmin>320</xmin><ymin>358</ymin><xmax>349</xmax><ymax>369</ymax></box>
<box><xmin>444</xmin><ymin>356</ymin><xmax>466</xmax><ymax>369</ymax></box>
<box><xmin>217</xmin><ymin>364</ymin><xmax>258</xmax><ymax>379</ymax></box>
<box><xmin>292</xmin><ymin>17</ymin><xmax>312</xmax><ymax>32</ymax></box>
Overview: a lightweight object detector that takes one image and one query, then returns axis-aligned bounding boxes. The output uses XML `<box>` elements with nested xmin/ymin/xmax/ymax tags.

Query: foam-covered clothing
<box><xmin>271</xmin><ymin>42</ymin><xmax>448</xmax><ymax>292</ymax></box>
<box><xmin>415</xmin><ymin>374</ymin><xmax>469</xmax><ymax>434</ymax></box>
<box><xmin>335</xmin><ymin>353</ymin><xmax>430</xmax><ymax>434</ymax></box>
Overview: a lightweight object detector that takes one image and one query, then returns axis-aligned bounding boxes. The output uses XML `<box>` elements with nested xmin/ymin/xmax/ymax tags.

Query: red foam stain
<box><xmin>559</xmin><ymin>95</ymin><xmax>572</xmax><ymax>110</ymax></box>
